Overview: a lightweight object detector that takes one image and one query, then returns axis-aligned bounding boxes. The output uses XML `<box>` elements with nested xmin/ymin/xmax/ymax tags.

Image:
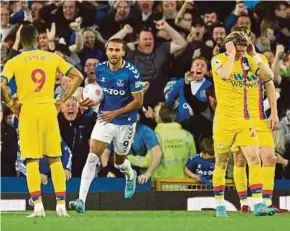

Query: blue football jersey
<box><xmin>95</xmin><ymin>61</ymin><xmax>143</xmax><ymax>125</ymax></box>
<box><xmin>186</xmin><ymin>154</ymin><xmax>215</xmax><ymax>179</ymax></box>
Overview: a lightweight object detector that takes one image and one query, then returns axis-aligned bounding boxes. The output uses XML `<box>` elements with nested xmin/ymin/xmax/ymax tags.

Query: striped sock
<box><xmin>262</xmin><ymin>166</ymin><xmax>275</xmax><ymax>206</ymax></box>
<box><xmin>233</xmin><ymin>166</ymin><xmax>249</xmax><ymax>207</ymax></box>
<box><xmin>50</xmin><ymin>161</ymin><xmax>66</xmax><ymax>205</ymax></box>
<box><xmin>26</xmin><ymin>161</ymin><xmax>42</xmax><ymax>205</ymax></box>
<box><xmin>213</xmin><ymin>166</ymin><xmax>226</xmax><ymax>207</ymax></box>
<box><xmin>248</xmin><ymin>164</ymin><xmax>263</xmax><ymax>206</ymax></box>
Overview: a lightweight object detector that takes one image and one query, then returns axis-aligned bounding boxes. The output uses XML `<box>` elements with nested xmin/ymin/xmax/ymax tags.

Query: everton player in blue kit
<box><xmin>69</xmin><ymin>39</ymin><xmax>143</xmax><ymax>213</ymax></box>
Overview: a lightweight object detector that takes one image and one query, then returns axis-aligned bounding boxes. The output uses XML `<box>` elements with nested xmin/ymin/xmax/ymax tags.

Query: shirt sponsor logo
<box><xmin>103</xmin><ymin>87</ymin><xmax>125</xmax><ymax>96</ymax></box>
<box><xmin>117</xmin><ymin>80</ymin><xmax>124</xmax><ymax>87</ymax></box>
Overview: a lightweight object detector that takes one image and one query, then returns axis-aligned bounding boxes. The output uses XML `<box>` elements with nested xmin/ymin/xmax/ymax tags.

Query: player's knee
<box><xmin>215</xmin><ymin>153</ymin><xmax>230</xmax><ymax>168</ymax></box>
<box><xmin>90</xmin><ymin>139</ymin><xmax>107</xmax><ymax>157</ymax></box>
<box><xmin>234</xmin><ymin>154</ymin><xmax>246</xmax><ymax>167</ymax></box>
<box><xmin>114</xmin><ymin>153</ymin><xmax>126</xmax><ymax>165</ymax></box>
<box><xmin>86</xmin><ymin>153</ymin><xmax>100</xmax><ymax>166</ymax></box>
<box><xmin>262</xmin><ymin>154</ymin><xmax>276</xmax><ymax>166</ymax></box>
<box><xmin>246</xmin><ymin>155</ymin><xmax>261</xmax><ymax>165</ymax></box>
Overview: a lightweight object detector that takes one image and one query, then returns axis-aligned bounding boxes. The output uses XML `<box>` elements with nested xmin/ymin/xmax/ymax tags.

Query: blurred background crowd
<box><xmin>1</xmin><ymin>0</ymin><xmax>290</xmax><ymax>185</ymax></box>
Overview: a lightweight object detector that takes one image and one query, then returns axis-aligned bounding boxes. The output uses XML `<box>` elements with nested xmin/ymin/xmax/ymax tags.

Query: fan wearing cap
<box><xmin>211</xmin><ymin>28</ymin><xmax>275</xmax><ymax>217</ymax></box>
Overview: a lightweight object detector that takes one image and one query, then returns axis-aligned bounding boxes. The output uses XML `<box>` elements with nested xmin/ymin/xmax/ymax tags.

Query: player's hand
<box><xmin>79</xmin><ymin>97</ymin><xmax>95</xmax><ymax>108</ymax></box>
<box><xmin>138</xmin><ymin>171</ymin><xmax>151</xmax><ymax>184</ymax></box>
<box><xmin>154</xmin><ymin>19</ymin><xmax>168</xmax><ymax>31</ymax></box>
<box><xmin>185</xmin><ymin>71</ymin><xmax>195</xmax><ymax>84</ymax></box>
<box><xmin>124</xmin><ymin>24</ymin><xmax>133</xmax><ymax>34</ymax></box>
<box><xmin>225</xmin><ymin>41</ymin><xmax>236</xmax><ymax>57</ymax></box>
<box><xmin>15</xmin><ymin>25</ymin><xmax>23</xmax><ymax>42</ymax></box>
<box><xmin>41</xmin><ymin>174</ymin><xmax>48</xmax><ymax>185</ymax></box>
<box><xmin>99</xmin><ymin>110</ymin><xmax>120</xmax><ymax>123</ymax></box>
<box><xmin>70</xmin><ymin>17</ymin><xmax>82</xmax><ymax>32</ymax></box>
<box><xmin>199</xmin><ymin>176</ymin><xmax>213</xmax><ymax>187</ymax></box>
<box><xmin>142</xmin><ymin>81</ymin><xmax>150</xmax><ymax>93</ymax></box>
<box><xmin>269</xmin><ymin>112</ymin><xmax>279</xmax><ymax>131</ymax></box>
<box><xmin>10</xmin><ymin>95</ymin><xmax>22</xmax><ymax>118</ymax></box>
<box><xmin>247</xmin><ymin>43</ymin><xmax>257</xmax><ymax>56</ymax></box>
<box><xmin>64</xmin><ymin>169</ymin><xmax>72</xmax><ymax>181</ymax></box>
<box><xmin>276</xmin><ymin>44</ymin><xmax>285</xmax><ymax>57</ymax></box>
<box><xmin>142</xmin><ymin>106</ymin><xmax>153</xmax><ymax>119</ymax></box>
<box><xmin>46</xmin><ymin>22</ymin><xmax>56</xmax><ymax>41</ymax></box>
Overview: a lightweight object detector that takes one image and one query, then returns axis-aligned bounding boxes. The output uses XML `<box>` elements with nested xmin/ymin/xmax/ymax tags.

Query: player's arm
<box><xmin>248</xmin><ymin>44</ymin><xmax>274</xmax><ymax>81</ymax></box>
<box><xmin>213</xmin><ymin>42</ymin><xmax>236</xmax><ymax>80</ymax></box>
<box><xmin>264</xmin><ymin>80</ymin><xmax>278</xmax><ymax>130</ymax></box>
<box><xmin>1</xmin><ymin>79</ymin><xmax>13</xmax><ymax>107</ymax></box>
<box><xmin>271</xmin><ymin>44</ymin><xmax>285</xmax><ymax>85</ymax></box>
<box><xmin>56</xmin><ymin>55</ymin><xmax>84</xmax><ymax>104</ymax></box>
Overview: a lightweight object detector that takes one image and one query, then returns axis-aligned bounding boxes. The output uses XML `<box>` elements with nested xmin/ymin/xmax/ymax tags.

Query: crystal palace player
<box><xmin>69</xmin><ymin>38</ymin><xmax>143</xmax><ymax>213</ymax></box>
<box><xmin>1</xmin><ymin>24</ymin><xmax>83</xmax><ymax>217</ymax></box>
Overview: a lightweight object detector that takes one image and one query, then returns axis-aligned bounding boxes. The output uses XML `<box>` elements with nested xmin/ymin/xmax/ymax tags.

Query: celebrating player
<box><xmin>211</xmin><ymin>29</ymin><xmax>276</xmax><ymax>217</ymax></box>
<box><xmin>1</xmin><ymin>24</ymin><xmax>84</xmax><ymax>217</ymax></box>
<box><xmin>69</xmin><ymin>38</ymin><xmax>143</xmax><ymax>213</ymax></box>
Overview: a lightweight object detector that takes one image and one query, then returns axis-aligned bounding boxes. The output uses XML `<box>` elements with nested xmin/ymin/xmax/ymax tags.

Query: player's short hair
<box><xmin>199</xmin><ymin>137</ymin><xmax>214</xmax><ymax>156</ymax></box>
<box><xmin>20</xmin><ymin>24</ymin><xmax>38</xmax><ymax>46</ymax></box>
<box><xmin>159</xmin><ymin>103</ymin><xmax>177</xmax><ymax>123</ymax></box>
<box><xmin>105</xmin><ymin>38</ymin><xmax>126</xmax><ymax>51</ymax></box>
<box><xmin>223</xmin><ymin>30</ymin><xmax>250</xmax><ymax>47</ymax></box>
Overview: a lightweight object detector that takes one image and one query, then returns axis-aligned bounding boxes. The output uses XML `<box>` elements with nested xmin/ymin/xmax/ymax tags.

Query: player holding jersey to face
<box><xmin>69</xmin><ymin>39</ymin><xmax>143</xmax><ymax>213</ymax></box>
<box><xmin>211</xmin><ymin>29</ymin><xmax>276</xmax><ymax>217</ymax></box>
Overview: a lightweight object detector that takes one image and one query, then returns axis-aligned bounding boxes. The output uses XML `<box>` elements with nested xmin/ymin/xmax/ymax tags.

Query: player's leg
<box><xmin>43</xmin><ymin>104</ymin><xmax>68</xmax><ymax>217</ymax></box>
<box><xmin>26</xmin><ymin>159</ymin><xmax>45</xmax><ymax>217</ymax></box>
<box><xmin>239</xmin><ymin>145</ymin><xmax>276</xmax><ymax>216</ymax></box>
<box><xmin>19</xmin><ymin>105</ymin><xmax>45</xmax><ymax>217</ymax></box>
<box><xmin>114</xmin><ymin>123</ymin><xmax>137</xmax><ymax>199</ymax></box>
<box><xmin>69</xmin><ymin>120</ymin><xmax>111</xmax><ymax>213</ymax></box>
<box><xmin>213</xmin><ymin>127</ymin><xmax>235</xmax><ymax>217</ymax></box>
<box><xmin>260</xmin><ymin>146</ymin><xmax>276</xmax><ymax>206</ymax></box>
<box><xmin>47</xmin><ymin>157</ymin><xmax>68</xmax><ymax>217</ymax></box>
<box><xmin>233</xmin><ymin>149</ymin><xmax>250</xmax><ymax>213</ymax></box>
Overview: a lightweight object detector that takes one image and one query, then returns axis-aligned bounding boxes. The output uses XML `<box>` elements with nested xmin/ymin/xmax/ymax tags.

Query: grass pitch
<box><xmin>2</xmin><ymin>211</ymin><xmax>289</xmax><ymax>231</ymax></box>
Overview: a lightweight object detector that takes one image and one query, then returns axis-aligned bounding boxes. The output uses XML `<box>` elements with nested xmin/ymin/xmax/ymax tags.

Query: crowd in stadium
<box><xmin>1</xmin><ymin>0</ymin><xmax>290</xmax><ymax>185</ymax></box>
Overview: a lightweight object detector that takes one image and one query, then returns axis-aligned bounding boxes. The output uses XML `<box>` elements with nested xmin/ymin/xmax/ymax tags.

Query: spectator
<box><xmin>100</xmin><ymin>0</ymin><xmax>138</xmax><ymax>40</ymax></box>
<box><xmin>0</xmin><ymin>6</ymin><xmax>13</xmax><ymax>41</ymax></box>
<box><xmin>15</xmin><ymin>139</ymin><xmax>73</xmax><ymax>184</ymax></box>
<box><xmin>136</xmin><ymin>1</ymin><xmax>155</xmax><ymax>23</ymax></box>
<box><xmin>58</xmin><ymin>97</ymin><xmax>97</xmax><ymax>177</ymax></box>
<box><xmin>110</xmin><ymin>19</ymin><xmax>187</xmax><ymax>107</ymax></box>
<box><xmin>78</xmin><ymin>28</ymin><xmax>105</xmax><ymax>67</ymax></box>
<box><xmin>1</xmin><ymin>103</ymin><xmax>17</xmax><ymax>177</ymax></box>
<box><xmin>83</xmin><ymin>57</ymin><xmax>100</xmax><ymax>86</ymax></box>
<box><xmin>152</xmin><ymin>103</ymin><xmax>196</xmax><ymax>179</ymax></box>
<box><xmin>183</xmin><ymin>56</ymin><xmax>213</xmax><ymax>138</ymax></box>
<box><xmin>184</xmin><ymin>136</ymin><xmax>215</xmax><ymax>186</ymax></box>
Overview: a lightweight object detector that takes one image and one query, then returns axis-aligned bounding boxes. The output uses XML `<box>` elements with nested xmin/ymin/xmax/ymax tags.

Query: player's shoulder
<box><xmin>123</xmin><ymin>61</ymin><xmax>139</xmax><ymax>72</ymax></box>
<box><xmin>95</xmin><ymin>61</ymin><xmax>108</xmax><ymax>71</ymax></box>
<box><xmin>211</xmin><ymin>52</ymin><xmax>227</xmax><ymax>65</ymax></box>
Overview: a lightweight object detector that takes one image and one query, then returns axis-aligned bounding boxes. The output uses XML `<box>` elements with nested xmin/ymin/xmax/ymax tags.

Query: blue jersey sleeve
<box><xmin>165</xmin><ymin>80</ymin><xmax>181</xmax><ymax>105</ymax></box>
<box><xmin>61</xmin><ymin>140</ymin><xmax>72</xmax><ymax>171</ymax></box>
<box><xmin>127</xmin><ymin>63</ymin><xmax>143</xmax><ymax>93</ymax></box>
<box><xmin>142</xmin><ymin>126</ymin><xmax>159</xmax><ymax>151</ymax></box>
<box><xmin>186</xmin><ymin>156</ymin><xmax>198</xmax><ymax>172</ymax></box>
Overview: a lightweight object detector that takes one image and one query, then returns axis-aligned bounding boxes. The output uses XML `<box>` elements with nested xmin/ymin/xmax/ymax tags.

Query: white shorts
<box><xmin>91</xmin><ymin>120</ymin><xmax>136</xmax><ymax>155</ymax></box>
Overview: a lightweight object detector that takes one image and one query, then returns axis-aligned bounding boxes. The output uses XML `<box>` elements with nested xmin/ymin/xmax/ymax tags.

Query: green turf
<box><xmin>1</xmin><ymin>211</ymin><xmax>290</xmax><ymax>231</ymax></box>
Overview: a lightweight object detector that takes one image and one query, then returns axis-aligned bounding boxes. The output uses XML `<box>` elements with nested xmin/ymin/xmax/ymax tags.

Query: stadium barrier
<box><xmin>1</xmin><ymin>177</ymin><xmax>290</xmax><ymax>211</ymax></box>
